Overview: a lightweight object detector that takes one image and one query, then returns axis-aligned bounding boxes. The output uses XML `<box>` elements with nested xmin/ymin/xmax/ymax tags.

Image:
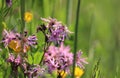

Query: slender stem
<box><xmin>20</xmin><ymin>0</ymin><xmax>26</xmax><ymax>77</ymax></box>
<box><xmin>20</xmin><ymin>0</ymin><xmax>25</xmax><ymax>33</ymax></box>
<box><xmin>39</xmin><ymin>42</ymin><xmax>47</xmax><ymax>65</ymax></box>
<box><xmin>72</xmin><ymin>0</ymin><xmax>81</xmax><ymax>78</ymax></box>
<box><xmin>20</xmin><ymin>0</ymin><xmax>25</xmax><ymax>52</ymax></box>
<box><xmin>39</xmin><ymin>42</ymin><xmax>51</xmax><ymax>65</ymax></box>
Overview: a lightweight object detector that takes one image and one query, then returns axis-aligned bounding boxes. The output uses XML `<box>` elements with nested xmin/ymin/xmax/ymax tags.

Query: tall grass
<box><xmin>66</xmin><ymin>0</ymin><xmax>72</xmax><ymax>26</ymax></box>
<box><xmin>72</xmin><ymin>0</ymin><xmax>81</xmax><ymax>78</ymax></box>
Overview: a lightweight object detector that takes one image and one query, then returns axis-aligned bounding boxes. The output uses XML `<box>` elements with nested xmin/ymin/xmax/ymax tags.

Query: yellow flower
<box><xmin>8</xmin><ymin>40</ymin><xmax>30</xmax><ymax>53</ymax></box>
<box><xmin>8</xmin><ymin>40</ymin><xmax>21</xmax><ymax>52</ymax></box>
<box><xmin>74</xmin><ymin>67</ymin><xmax>84</xmax><ymax>78</ymax></box>
<box><xmin>24</xmin><ymin>12</ymin><xmax>33</xmax><ymax>22</ymax></box>
<box><xmin>58</xmin><ymin>70</ymin><xmax>67</xmax><ymax>78</ymax></box>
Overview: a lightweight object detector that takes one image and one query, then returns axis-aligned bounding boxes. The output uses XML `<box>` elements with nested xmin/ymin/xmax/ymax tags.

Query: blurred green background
<box><xmin>0</xmin><ymin>0</ymin><xmax>120</xmax><ymax>78</ymax></box>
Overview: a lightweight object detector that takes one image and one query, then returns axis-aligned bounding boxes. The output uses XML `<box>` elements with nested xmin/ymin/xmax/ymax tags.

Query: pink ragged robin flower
<box><xmin>2</xmin><ymin>29</ymin><xmax>37</xmax><ymax>53</ymax></box>
<box><xmin>41</xmin><ymin>17</ymin><xmax>71</xmax><ymax>45</ymax></box>
<box><xmin>76</xmin><ymin>50</ymin><xmax>88</xmax><ymax>69</ymax></box>
<box><xmin>44</xmin><ymin>43</ymin><xmax>73</xmax><ymax>73</ymax></box>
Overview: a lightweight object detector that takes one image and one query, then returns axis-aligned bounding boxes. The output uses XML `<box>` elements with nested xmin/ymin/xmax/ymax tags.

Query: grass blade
<box><xmin>72</xmin><ymin>0</ymin><xmax>81</xmax><ymax>78</ymax></box>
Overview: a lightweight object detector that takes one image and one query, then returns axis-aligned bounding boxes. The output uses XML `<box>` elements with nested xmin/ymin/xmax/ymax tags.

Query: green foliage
<box><xmin>33</xmin><ymin>51</ymin><xmax>43</xmax><ymax>64</ymax></box>
<box><xmin>0</xmin><ymin>0</ymin><xmax>120</xmax><ymax>78</ymax></box>
<box><xmin>91</xmin><ymin>59</ymin><xmax>101</xmax><ymax>78</ymax></box>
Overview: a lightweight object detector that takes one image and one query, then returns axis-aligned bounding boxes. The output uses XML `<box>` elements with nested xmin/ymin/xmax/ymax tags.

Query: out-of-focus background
<box><xmin>0</xmin><ymin>0</ymin><xmax>120</xmax><ymax>78</ymax></box>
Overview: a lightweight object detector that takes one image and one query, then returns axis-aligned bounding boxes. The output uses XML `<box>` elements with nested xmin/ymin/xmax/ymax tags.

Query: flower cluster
<box><xmin>43</xmin><ymin>43</ymin><xmax>88</xmax><ymax>76</ymax></box>
<box><xmin>7</xmin><ymin>53</ymin><xmax>22</xmax><ymax>66</ymax></box>
<box><xmin>39</xmin><ymin>17</ymin><xmax>70</xmax><ymax>45</ymax></box>
<box><xmin>2</xmin><ymin>29</ymin><xmax>37</xmax><ymax>53</ymax></box>
<box><xmin>44</xmin><ymin>43</ymin><xmax>73</xmax><ymax>73</ymax></box>
<box><xmin>22</xmin><ymin>64</ymin><xmax>46</xmax><ymax>78</ymax></box>
<box><xmin>7</xmin><ymin>53</ymin><xmax>46</xmax><ymax>78</ymax></box>
<box><xmin>1</xmin><ymin>17</ymin><xmax>88</xmax><ymax>78</ymax></box>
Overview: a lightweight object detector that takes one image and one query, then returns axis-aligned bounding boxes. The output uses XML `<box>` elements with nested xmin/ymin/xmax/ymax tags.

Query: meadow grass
<box><xmin>0</xmin><ymin>0</ymin><xmax>120</xmax><ymax>78</ymax></box>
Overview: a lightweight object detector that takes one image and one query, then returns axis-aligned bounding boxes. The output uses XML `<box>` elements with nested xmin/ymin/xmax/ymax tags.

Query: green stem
<box><xmin>20</xmin><ymin>0</ymin><xmax>25</xmax><ymax>52</ymax></box>
<box><xmin>20</xmin><ymin>0</ymin><xmax>25</xmax><ymax>33</ymax></box>
<box><xmin>72</xmin><ymin>0</ymin><xmax>81</xmax><ymax>78</ymax></box>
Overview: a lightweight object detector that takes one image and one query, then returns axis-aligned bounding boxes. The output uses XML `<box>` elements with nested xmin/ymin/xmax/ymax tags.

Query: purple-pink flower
<box><xmin>27</xmin><ymin>35</ymin><xmax>37</xmax><ymax>46</ymax></box>
<box><xmin>2</xmin><ymin>29</ymin><xmax>37</xmax><ymax>52</ymax></box>
<box><xmin>15</xmin><ymin>54</ymin><xmax>22</xmax><ymax>65</ymax></box>
<box><xmin>23</xmin><ymin>65</ymin><xmax>46</xmax><ymax>78</ymax></box>
<box><xmin>41</xmin><ymin>17</ymin><xmax>71</xmax><ymax>44</ymax></box>
<box><xmin>43</xmin><ymin>43</ymin><xmax>88</xmax><ymax>73</ymax></box>
<box><xmin>7</xmin><ymin>53</ymin><xmax>15</xmax><ymax>63</ymax></box>
<box><xmin>76</xmin><ymin>51</ymin><xmax>88</xmax><ymax>69</ymax></box>
<box><xmin>44</xmin><ymin>43</ymin><xmax>73</xmax><ymax>72</ymax></box>
<box><xmin>2</xmin><ymin>29</ymin><xmax>18</xmax><ymax>47</ymax></box>
<box><xmin>7</xmin><ymin>53</ymin><xmax>22</xmax><ymax>66</ymax></box>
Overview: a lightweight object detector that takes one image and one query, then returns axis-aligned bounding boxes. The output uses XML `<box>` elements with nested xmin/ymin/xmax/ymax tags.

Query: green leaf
<box><xmin>28</xmin><ymin>52</ymin><xmax>33</xmax><ymax>64</ymax></box>
<box><xmin>33</xmin><ymin>52</ymin><xmax>43</xmax><ymax>64</ymax></box>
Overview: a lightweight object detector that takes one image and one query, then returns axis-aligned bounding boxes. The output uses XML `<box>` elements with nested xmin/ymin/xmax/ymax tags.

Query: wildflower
<box><xmin>2</xmin><ymin>29</ymin><xmax>17</xmax><ymax>47</ymax></box>
<box><xmin>23</xmin><ymin>65</ymin><xmax>46</xmax><ymax>78</ymax></box>
<box><xmin>8</xmin><ymin>40</ymin><xmax>21</xmax><ymax>52</ymax></box>
<box><xmin>14</xmin><ymin>54</ymin><xmax>22</xmax><ymax>65</ymax></box>
<box><xmin>58</xmin><ymin>70</ymin><xmax>67</xmax><ymax>78</ymax></box>
<box><xmin>41</xmin><ymin>17</ymin><xmax>61</xmax><ymax>28</ymax></box>
<box><xmin>48</xmin><ymin>25</ymin><xmax>68</xmax><ymax>44</ymax></box>
<box><xmin>27</xmin><ymin>35</ymin><xmax>37</xmax><ymax>46</ymax></box>
<box><xmin>74</xmin><ymin>67</ymin><xmax>84</xmax><ymax>78</ymax></box>
<box><xmin>76</xmin><ymin>51</ymin><xmax>88</xmax><ymax>69</ymax></box>
<box><xmin>7</xmin><ymin>53</ymin><xmax>15</xmax><ymax>63</ymax></box>
<box><xmin>44</xmin><ymin>43</ymin><xmax>73</xmax><ymax>73</ymax></box>
<box><xmin>2</xmin><ymin>29</ymin><xmax>37</xmax><ymax>53</ymax></box>
<box><xmin>41</xmin><ymin>17</ymin><xmax>71</xmax><ymax>44</ymax></box>
<box><xmin>7</xmin><ymin>53</ymin><xmax>22</xmax><ymax>66</ymax></box>
<box><xmin>24</xmin><ymin>12</ymin><xmax>33</xmax><ymax>22</ymax></box>
<box><xmin>6</xmin><ymin>0</ymin><xmax>12</xmax><ymax>7</ymax></box>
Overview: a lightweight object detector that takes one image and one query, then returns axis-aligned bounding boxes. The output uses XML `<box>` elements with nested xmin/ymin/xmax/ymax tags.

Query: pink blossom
<box><xmin>41</xmin><ymin>17</ymin><xmax>70</xmax><ymax>44</ymax></box>
<box><xmin>76</xmin><ymin>51</ymin><xmax>88</xmax><ymax>69</ymax></box>
<box><xmin>44</xmin><ymin>43</ymin><xmax>73</xmax><ymax>72</ymax></box>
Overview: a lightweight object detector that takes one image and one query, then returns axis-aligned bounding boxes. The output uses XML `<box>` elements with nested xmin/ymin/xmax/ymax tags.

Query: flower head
<box><xmin>76</xmin><ymin>51</ymin><xmax>88</xmax><ymax>69</ymax></box>
<box><xmin>24</xmin><ymin>12</ymin><xmax>33</xmax><ymax>22</ymax></box>
<box><xmin>2</xmin><ymin>29</ymin><xmax>18</xmax><ymax>47</ymax></box>
<box><xmin>27</xmin><ymin>35</ymin><xmax>37</xmax><ymax>46</ymax></box>
<box><xmin>2</xmin><ymin>29</ymin><xmax>37</xmax><ymax>53</ymax></box>
<box><xmin>74</xmin><ymin>67</ymin><xmax>84</xmax><ymax>78</ymax></box>
<box><xmin>7</xmin><ymin>53</ymin><xmax>22</xmax><ymax>66</ymax></box>
<box><xmin>41</xmin><ymin>17</ymin><xmax>71</xmax><ymax>45</ymax></box>
<box><xmin>44</xmin><ymin>43</ymin><xmax>73</xmax><ymax>73</ymax></box>
<box><xmin>58</xmin><ymin>70</ymin><xmax>67</xmax><ymax>78</ymax></box>
<box><xmin>23</xmin><ymin>65</ymin><xmax>46</xmax><ymax>78</ymax></box>
<box><xmin>7</xmin><ymin>53</ymin><xmax>15</xmax><ymax>63</ymax></box>
<box><xmin>14</xmin><ymin>54</ymin><xmax>22</xmax><ymax>65</ymax></box>
<box><xmin>8</xmin><ymin>40</ymin><xmax>21</xmax><ymax>52</ymax></box>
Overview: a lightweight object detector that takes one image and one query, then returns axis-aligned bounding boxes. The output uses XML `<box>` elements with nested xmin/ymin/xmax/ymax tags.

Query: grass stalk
<box><xmin>72</xmin><ymin>0</ymin><xmax>81</xmax><ymax>78</ymax></box>
<box><xmin>66</xmin><ymin>0</ymin><xmax>72</xmax><ymax>26</ymax></box>
<box><xmin>20</xmin><ymin>0</ymin><xmax>25</xmax><ymax>33</ymax></box>
<box><xmin>20</xmin><ymin>0</ymin><xmax>25</xmax><ymax>53</ymax></box>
